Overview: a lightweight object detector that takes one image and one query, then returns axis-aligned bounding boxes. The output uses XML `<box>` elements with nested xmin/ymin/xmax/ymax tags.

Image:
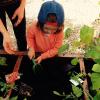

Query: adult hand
<box><xmin>12</xmin><ymin>5</ymin><xmax>25</xmax><ymax>26</ymax></box>
<box><xmin>28</xmin><ymin>48</ymin><xmax>35</xmax><ymax>60</ymax></box>
<box><xmin>3</xmin><ymin>34</ymin><xmax>15</xmax><ymax>54</ymax></box>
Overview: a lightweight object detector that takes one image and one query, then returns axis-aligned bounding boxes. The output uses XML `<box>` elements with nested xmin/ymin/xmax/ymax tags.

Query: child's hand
<box><xmin>35</xmin><ymin>56</ymin><xmax>42</xmax><ymax>64</ymax></box>
<box><xmin>28</xmin><ymin>48</ymin><xmax>35</xmax><ymax>60</ymax></box>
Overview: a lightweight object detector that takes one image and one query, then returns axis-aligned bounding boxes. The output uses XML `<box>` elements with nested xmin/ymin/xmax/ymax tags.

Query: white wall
<box><xmin>25</xmin><ymin>0</ymin><xmax>100</xmax><ymax>25</ymax></box>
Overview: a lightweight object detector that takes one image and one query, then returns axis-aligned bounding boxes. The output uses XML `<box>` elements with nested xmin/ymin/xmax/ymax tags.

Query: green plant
<box><xmin>0</xmin><ymin>57</ymin><xmax>7</xmax><ymax>66</ymax></box>
<box><xmin>32</xmin><ymin>58</ymin><xmax>42</xmax><ymax>73</ymax></box>
<box><xmin>58</xmin><ymin>43</ymin><xmax>69</xmax><ymax>54</ymax></box>
<box><xmin>56</xmin><ymin>25</ymin><xmax>100</xmax><ymax>99</ymax></box>
<box><xmin>64</xmin><ymin>28</ymin><xmax>72</xmax><ymax>39</ymax></box>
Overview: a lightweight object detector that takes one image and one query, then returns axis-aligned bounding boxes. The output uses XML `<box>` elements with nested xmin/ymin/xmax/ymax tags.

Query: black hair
<box><xmin>37</xmin><ymin>13</ymin><xmax>64</xmax><ymax>34</ymax></box>
<box><xmin>46</xmin><ymin>13</ymin><xmax>57</xmax><ymax>22</ymax></box>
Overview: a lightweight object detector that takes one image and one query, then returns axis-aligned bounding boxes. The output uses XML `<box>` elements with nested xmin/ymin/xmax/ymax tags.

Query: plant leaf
<box><xmin>0</xmin><ymin>57</ymin><xmax>7</xmax><ymax>66</ymax></box>
<box><xmin>94</xmin><ymin>59</ymin><xmax>100</xmax><ymax>64</ymax></box>
<box><xmin>53</xmin><ymin>91</ymin><xmax>62</xmax><ymax>96</ymax></box>
<box><xmin>64</xmin><ymin>28</ymin><xmax>72</xmax><ymax>39</ymax></box>
<box><xmin>80</xmin><ymin>25</ymin><xmax>94</xmax><ymax>46</ymax></box>
<box><xmin>72</xmin><ymin>40</ymin><xmax>81</xmax><ymax>48</ymax></box>
<box><xmin>85</xmin><ymin>47</ymin><xmax>100</xmax><ymax>59</ymax></box>
<box><xmin>10</xmin><ymin>96</ymin><xmax>18</xmax><ymax>100</ymax></box>
<box><xmin>93</xmin><ymin>90</ymin><xmax>100</xmax><ymax>100</ymax></box>
<box><xmin>0</xmin><ymin>97</ymin><xmax>3</xmax><ymax>100</ymax></box>
<box><xmin>92</xmin><ymin>64</ymin><xmax>100</xmax><ymax>72</ymax></box>
<box><xmin>71</xmin><ymin>58</ymin><xmax>79</xmax><ymax>65</ymax></box>
<box><xmin>24</xmin><ymin>98</ymin><xmax>27</xmax><ymax>100</ymax></box>
<box><xmin>91</xmin><ymin>73</ymin><xmax>100</xmax><ymax>90</ymax></box>
<box><xmin>72</xmin><ymin>85</ymin><xmax>82</xmax><ymax>97</ymax></box>
<box><xmin>58</xmin><ymin>44</ymin><xmax>69</xmax><ymax>54</ymax></box>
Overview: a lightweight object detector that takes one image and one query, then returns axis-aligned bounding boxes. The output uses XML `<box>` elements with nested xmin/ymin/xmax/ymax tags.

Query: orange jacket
<box><xmin>27</xmin><ymin>21</ymin><xmax>64</xmax><ymax>60</ymax></box>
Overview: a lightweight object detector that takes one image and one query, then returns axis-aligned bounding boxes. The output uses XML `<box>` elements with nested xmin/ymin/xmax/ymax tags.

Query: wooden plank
<box><xmin>59</xmin><ymin>52</ymin><xmax>84</xmax><ymax>57</ymax></box>
<box><xmin>0</xmin><ymin>50</ymin><xmax>27</xmax><ymax>56</ymax></box>
<box><xmin>79</xmin><ymin>58</ymin><xmax>89</xmax><ymax>100</ymax></box>
<box><xmin>7</xmin><ymin>56</ymin><xmax>23</xmax><ymax>99</ymax></box>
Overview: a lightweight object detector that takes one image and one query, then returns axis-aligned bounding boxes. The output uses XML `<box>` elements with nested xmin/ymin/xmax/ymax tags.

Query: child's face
<box><xmin>43</xmin><ymin>24</ymin><xmax>58</xmax><ymax>34</ymax></box>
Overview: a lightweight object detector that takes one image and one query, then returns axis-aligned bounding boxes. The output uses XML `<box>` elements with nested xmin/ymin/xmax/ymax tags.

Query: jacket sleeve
<box><xmin>41</xmin><ymin>32</ymin><xmax>64</xmax><ymax>60</ymax></box>
<box><xmin>26</xmin><ymin>24</ymin><xmax>35</xmax><ymax>49</ymax></box>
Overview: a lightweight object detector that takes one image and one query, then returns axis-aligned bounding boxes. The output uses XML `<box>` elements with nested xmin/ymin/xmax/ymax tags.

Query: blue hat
<box><xmin>38</xmin><ymin>1</ymin><xmax>64</xmax><ymax>26</ymax></box>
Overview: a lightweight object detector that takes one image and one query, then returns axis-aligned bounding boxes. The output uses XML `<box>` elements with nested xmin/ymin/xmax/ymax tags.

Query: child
<box><xmin>27</xmin><ymin>1</ymin><xmax>64</xmax><ymax>63</ymax></box>
<box><xmin>27</xmin><ymin>1</ymin><xmax>69</xmax><ymax>100</ymax></box>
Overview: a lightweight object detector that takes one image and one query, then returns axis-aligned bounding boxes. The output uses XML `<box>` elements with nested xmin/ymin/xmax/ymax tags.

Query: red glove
<box><xmin>5</xmin><ymin>72</ymin><xmax>20</xmax><ymax>84</ymax></box>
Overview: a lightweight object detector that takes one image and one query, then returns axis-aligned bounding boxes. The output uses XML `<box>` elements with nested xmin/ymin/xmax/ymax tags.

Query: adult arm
<box><xmin>12</xmin><ymin>0</ymin><xmax>26</xmax><ymax>26</ymax></box>
<box><xmin>0</xmin><ymin>19</ymin><xmax>15</xmax><ymax>54</ymax></box>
